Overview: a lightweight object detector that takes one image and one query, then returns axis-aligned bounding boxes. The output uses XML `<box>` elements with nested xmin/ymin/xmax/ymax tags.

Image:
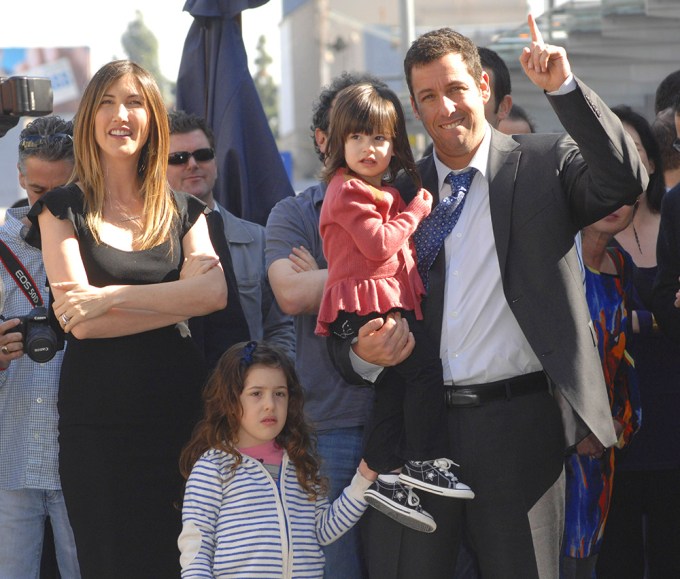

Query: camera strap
<box><xmin>0</xmin><ymin>240</ymin><xmax>45</xmax><ymax>308</ymax></box>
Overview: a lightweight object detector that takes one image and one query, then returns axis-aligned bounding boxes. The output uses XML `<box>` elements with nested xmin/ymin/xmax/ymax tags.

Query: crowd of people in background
<box><xmin>1</xmin><ymin>12</ymin><xmax>679</xmax><ymax>579</ymax></box>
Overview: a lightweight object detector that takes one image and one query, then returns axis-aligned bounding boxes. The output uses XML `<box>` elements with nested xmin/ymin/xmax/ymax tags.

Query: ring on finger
<box><xmin>1</xmin><ymin>346</ymin><xmax>9</xmax><ymax>355</ymax></box>
<box><xmin>61</xmin><ymin>314</ymin><xmax>71</xmax><ymax>325</ymax></box>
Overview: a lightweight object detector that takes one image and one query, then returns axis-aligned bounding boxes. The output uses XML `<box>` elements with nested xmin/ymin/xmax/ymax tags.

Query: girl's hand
<box><xmin>418</xmin><ymin>188</ymin><xmax>433</xmax><ymax>205</ymax></box>
<box><xmin>51</xmin><ymin>282</ymin><xmax>115</xmax><ymax>332</ymax></box>
<box><xmin>180</xmin><ymin>254</ymin><xmax>220</xmax><ymax>280</ymax></box>
<box><xmin>358</xmin><ymin>459</ymin><xmax>378</xmax><ymax>482</ymax></box>
<box><xmin>289</xmin><ymin>246</ymin><xmax>319</xmax><ymax>273</ymax></box>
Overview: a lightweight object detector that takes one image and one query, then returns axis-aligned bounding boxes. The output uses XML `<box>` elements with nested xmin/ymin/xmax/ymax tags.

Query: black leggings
<box><xmin>330</xmin><ymin>309</ymin><xmax>449</xmax><ymax>473</ymax></box>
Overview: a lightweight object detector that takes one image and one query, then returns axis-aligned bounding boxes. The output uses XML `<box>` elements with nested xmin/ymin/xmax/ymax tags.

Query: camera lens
<box><xmin>25</xmin><ymin>326</ymin><xmax>57</xmax><ymax>363</ymax></box>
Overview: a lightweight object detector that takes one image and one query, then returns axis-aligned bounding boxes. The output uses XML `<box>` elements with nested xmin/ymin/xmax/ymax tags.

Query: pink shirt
<box><xmin>239</xmin><ymin>440</ymin><xmax>284</xmax><ymax>466</ymax></box>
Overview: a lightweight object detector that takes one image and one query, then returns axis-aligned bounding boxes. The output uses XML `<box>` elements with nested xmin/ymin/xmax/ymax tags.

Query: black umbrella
<box><xmin>176</xmin><ymin>0</ymin><xmax>293</xmax><ymax>226</ymax></box>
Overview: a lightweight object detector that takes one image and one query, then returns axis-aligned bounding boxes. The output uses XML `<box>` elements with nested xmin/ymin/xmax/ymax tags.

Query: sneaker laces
<box><xmin>403</xmin><ymin>484</ymin><xmax>423</xmax><ymax>508</ymax></box>
<box><xmin>432</xmin><ymin>458</ymin><xmax>461</xmax><ymax>483</ymax></box>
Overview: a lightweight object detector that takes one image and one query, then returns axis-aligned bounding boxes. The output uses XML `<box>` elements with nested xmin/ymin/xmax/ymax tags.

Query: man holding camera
<box><xmin>0</xmin><ymin>115</ymin><xmax>80</xmax><ymax>578</ymax></box>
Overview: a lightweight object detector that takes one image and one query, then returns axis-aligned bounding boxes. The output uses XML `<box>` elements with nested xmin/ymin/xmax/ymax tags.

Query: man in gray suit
<box><xmin>333</xmin><ymin>17</ymin><xmax>646</xmax><ymax>578</ymax></box>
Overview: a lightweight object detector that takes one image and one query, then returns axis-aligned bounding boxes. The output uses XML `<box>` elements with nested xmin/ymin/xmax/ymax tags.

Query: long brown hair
<box><xmin>73</xmin><ymin>60</ymin><xmax>176</xmax><ymax>249</ymax></box>
<box><xmin>179</xmin><ymin>342</ymin><xmax>327</xmax><ymax>500</ymax></box>
<box><xmin>321</xmin><ymin>83</ymin><xmax>421</xmax><ymax>188</ymax></box>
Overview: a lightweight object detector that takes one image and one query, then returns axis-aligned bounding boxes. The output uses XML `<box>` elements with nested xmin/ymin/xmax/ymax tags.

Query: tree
<box><xmin>121</xmin><ymin>11</ymin><xmax>175</xmax><ymax>104</ymax></box>
<box><xmin>253</xmin><ymin>35</ymin><xmax>279</xmax><ymax>138</ymax></box>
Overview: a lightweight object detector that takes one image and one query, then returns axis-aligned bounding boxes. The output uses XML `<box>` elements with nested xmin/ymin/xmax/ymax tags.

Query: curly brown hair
<box><xmin>179</xmin><ymin>342</ymin><xmax>327</xmax><ymax>500</ymax></box>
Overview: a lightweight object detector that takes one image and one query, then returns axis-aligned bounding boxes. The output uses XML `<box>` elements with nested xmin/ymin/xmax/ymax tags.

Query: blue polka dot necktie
<box><xmin>413</xmin><ymin>168</ymin><xmax>478</xmax><ymax>290</ymax></box>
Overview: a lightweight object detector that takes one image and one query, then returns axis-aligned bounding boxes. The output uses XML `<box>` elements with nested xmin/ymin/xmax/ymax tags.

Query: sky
<box><xmin>2</xmin><ymin>0</ymin><xmax>282</xmax><ymax>83</ymax></box>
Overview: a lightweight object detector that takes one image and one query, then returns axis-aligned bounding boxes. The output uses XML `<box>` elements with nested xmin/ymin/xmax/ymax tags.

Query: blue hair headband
<box><xmin>241</xmin><ymin>341</ymin><xmax>258</xmax><ymax>366</ymax></box>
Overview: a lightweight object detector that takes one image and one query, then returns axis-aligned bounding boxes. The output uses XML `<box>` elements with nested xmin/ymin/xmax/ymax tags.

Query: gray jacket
<box><xmin>216</xmin><ymin>203</ymin><xmax>295</xmax><ymax>359</ymax></box>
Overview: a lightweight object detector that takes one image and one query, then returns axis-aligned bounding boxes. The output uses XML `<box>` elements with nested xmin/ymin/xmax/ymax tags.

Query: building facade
<box><xmin>277</xmin><ymin>0</ymin><xmax>680</xmax><ymax>186</ymax></box>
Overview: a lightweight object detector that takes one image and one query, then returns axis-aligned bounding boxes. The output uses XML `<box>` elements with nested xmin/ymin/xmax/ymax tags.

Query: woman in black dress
<box><xmin>30</xmin><ymin>60</ymin><xmax>227</xmax><ymax>578</ymax></box>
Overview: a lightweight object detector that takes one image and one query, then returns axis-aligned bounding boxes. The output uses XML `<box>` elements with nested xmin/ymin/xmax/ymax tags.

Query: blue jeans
<box><xmin>317</xmin><ymin>426</ymin><xmax>367</xmax><ymax>579</ymax></box>
<box><xmin>0</xmin><ymin>488</ymin><xmax>80</xmax><ymax>579</ymax></box>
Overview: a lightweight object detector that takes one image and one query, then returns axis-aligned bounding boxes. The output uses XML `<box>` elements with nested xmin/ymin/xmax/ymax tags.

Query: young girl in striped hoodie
<box><xmin>178</xmin><ymin>341</ymin><xmax>375</xmax><ymax>578</ymax></box>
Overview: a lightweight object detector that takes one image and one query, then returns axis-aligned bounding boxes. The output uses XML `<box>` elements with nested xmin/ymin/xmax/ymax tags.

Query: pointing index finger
<box><xmin>528</xmin><ymin>13</ymin><xmax>544</xmax><ymax>45</ymax></box>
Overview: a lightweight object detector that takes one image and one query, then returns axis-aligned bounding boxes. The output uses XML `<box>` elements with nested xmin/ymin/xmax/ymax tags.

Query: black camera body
<box><xmin>0</xmin><ymin>76</ymin><xmax>53</xmax><ymax>138</ymax></box>
<box><xmin>0</xmin><ymin>76</ymin><xmax>52</xmax><ymax>116</ymax></box>
<box><xmin>15</xmin><ymin>306</ymin><xmax>63</xmax><ymax>363</ymax></box>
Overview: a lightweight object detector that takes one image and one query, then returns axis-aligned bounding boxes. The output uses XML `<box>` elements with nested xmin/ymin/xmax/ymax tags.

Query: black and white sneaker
<box><xmin>364</xmin><ymin>479</ymin><xmax>437</xmax><ymax>533</ymax></box>
<box><xmin>399</xmin><ymin>459</ymin><xmax>475</xmax><ymax>499</ymax></box>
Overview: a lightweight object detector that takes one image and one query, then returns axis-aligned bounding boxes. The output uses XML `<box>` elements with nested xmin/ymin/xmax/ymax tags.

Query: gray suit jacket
<box><xmin>334</xmin><ymin>78</ymin><xmax>646</xmax><ymax>449</ymax></box>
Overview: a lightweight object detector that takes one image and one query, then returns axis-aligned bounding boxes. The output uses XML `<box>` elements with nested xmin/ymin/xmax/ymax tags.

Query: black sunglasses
<box><xmin>673</xmin><ymin>138</ymin><xmax>680</xmax><ymax>154</ymax></box>
<box><xmin>19</xmin><ymin>133</ymin><xmax>73</xmax><ymax>152</ymax></box>
<box><xmin>167</xmin><ymin>148</ymin><xmax>215</xmax><ymax>165</ymax></box>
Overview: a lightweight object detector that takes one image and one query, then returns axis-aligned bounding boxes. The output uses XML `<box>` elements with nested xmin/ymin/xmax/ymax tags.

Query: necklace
<box><xmin>105</xmin><ymin>190</ymin><xmax>144</xmax><ymax>224</ymax></box>
<box><xmin>116</xmin><ymin>214</ymin><xmax>144</xmax><ymax>223</ymax></box>
<box><xmin>632</xmin><ymin>222</ymin><xmax>642</xmax><ymax>254</ymax></box>
<box><xmin>631</xmin><ymin>199</ymin><xmax>642</xmax><ymax>254</ymax></box>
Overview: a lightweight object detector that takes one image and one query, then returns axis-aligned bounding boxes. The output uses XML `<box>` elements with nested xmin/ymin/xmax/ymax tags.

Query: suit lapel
<box><xmin>417</xmin><ymin>156</ymin><xmax>446</xmax><ymax>342</ymax></box>
<box><xmin>487</xmin><ymin>132</ymin><xmax>521</xmax><ymax>275</ymax></box>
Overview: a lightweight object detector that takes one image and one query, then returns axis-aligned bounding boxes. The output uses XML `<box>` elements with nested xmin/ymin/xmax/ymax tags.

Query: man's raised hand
<box><xmin>519</xmin><ymin>14</ymin><xmax>572</xmax><ymax>93</ymax></box>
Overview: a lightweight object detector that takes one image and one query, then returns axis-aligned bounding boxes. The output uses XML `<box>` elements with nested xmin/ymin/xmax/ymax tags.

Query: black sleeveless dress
<box><xmin>29</xmin><ymin>184</ymin><xmax>208</xmax><ymax>578</ymax></box>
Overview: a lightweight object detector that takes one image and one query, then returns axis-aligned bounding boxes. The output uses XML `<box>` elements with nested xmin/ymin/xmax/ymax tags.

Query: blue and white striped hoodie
<box><xmin>179</xmin><ymin>448</ymin><xmax>371</xmax><ymax>578</ymax></box>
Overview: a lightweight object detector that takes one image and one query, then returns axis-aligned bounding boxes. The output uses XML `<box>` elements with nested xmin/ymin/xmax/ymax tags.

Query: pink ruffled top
<box><xmin>316</xmin><ymin>169</ymin><xmax>432</xmax><ymax>336</ymax></box>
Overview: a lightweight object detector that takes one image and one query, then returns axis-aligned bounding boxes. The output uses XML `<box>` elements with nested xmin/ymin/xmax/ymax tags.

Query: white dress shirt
<box><xmin>432</xmin><ymin>128</ymin><xmax>541</xmax><ymax>384</ymax></box>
